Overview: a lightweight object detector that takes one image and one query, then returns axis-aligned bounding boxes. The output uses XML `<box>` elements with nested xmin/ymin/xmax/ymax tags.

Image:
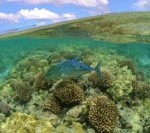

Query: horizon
<box><xmin>0</xmin><ymin>0</ymin><xmax>150</xmax><ymax>34</ymax></box>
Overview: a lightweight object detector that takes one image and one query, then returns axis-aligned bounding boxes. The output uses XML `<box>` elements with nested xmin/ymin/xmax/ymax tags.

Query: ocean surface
<box><xmin>0</xmin><ymin>36</ymin><xmax>150</xmax><ymax>133</ymax></box>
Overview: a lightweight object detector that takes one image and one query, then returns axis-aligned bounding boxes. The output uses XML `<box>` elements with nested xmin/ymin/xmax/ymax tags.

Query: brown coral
<box><xmin>132</xmin><ymin>80</ymin><xmax>150</xmax><ymax>99</ymax></box>
<box><xmin>89</xmin><ymin>70</ymin><xmax>112</xmax><ymax>90</ymax></box>
<box><xmin>42</xmin><ymin>94</ymin><xmax>62</xmax><ymax>114</ymax></box>
<box><xmin>11</xmin><ymin>79</ymin><xmax>33</xmax><ymax>102</ymax></box>
<box><xmin>135</xmin><ymin>71</ymin><xmax>145</xmax><ymax>81</ymax></box>
<box><xmin>34</xmin><ymin>72</ymin><xmax>53</xmax><ymax>90</ymax></box>
<box><xmin>118</xmin><ymin>58</ymin><xmax>136</xmax><ymax>74</ymax></box>
<box><xmin>47</xmin><ymin>53</ymin><xmax>63</xmax><ymax>64</ymax></box>
<box><xmin>0</xmin><ymin>102</ymin><xmax>10</xmax><ymax>114</ymax></box>
<box><xmin>54</xmin><ymin>80</ymin><xmax>84</xmax><ymax>106</ymax></box>
<box><xmin>88</xmin><ymin>95</ymin><xmax>119</xmax><ymax>133</ymax></box>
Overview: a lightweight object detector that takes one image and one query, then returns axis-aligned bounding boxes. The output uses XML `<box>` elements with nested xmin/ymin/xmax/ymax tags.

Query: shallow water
<box><xmin>1</xmin><ymin>37</ymin><xmax>150</xmax><ymax>80</ymax></box>
<box><xmin>0</xmin><ymin>36</ymin><xmax>150</xmax><ymax>133</ymax></box>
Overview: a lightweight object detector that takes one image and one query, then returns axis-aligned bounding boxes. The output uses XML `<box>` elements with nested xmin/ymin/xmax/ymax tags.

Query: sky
<box><xmin>0</xmin><ymin>0</ymin><xmax>150</xmax><ymax>34</ymax></box>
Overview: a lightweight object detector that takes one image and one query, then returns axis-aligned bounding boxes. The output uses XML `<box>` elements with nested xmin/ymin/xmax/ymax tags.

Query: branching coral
<box><xmin>47</xmin><ymin>53</ymin><xmax>63</xmax><ymax>64</ymax></box>
<box><xmin>118</xmin><ymin>58</ymin><xmax>136</xmax><ymax>74</ymax></box>
<box><xmin>34</xmin><ymin>72</ymin><xmax>53</xmax><ymax>90</ymax></box>
<box><xmin>0</xmin><ymin>112</ymin><xmax>54</xmax><ymax>133</ymax></box>
<box><xmin>42</xmin><ymin>94</ymin><xmax>62</xmax><ymax>114</ymax></box>
<box><xmin>54</xmin><ymin>80</ymin><xmax>84</xmax><ymax>106</ymax></box>
<box><xmin>135</xmin><ymin>71</ymin><xmax>145</xmax><ymax>81</ymax></box>
<box><xmin>107</xmin><ymin>66</ymin><xmax>136</xmax><ymax>101</ymax></box>
<box><xmin>0</xmin><ymin>102</ymin><xmax>10</xmax><ymax>114</ymax></box>
<box><xmin>132</xmin><ymin>80</ymin><xmax>150</xmax><ymax>99</ymax></box>
<box><xmin>89</xmin><ymin>70</ymin><xmax>112</xmax><ymax>90</ymax></box>
<box><xmin>11</xmin><ymin>79</ymin><xmax>33</xmax><ymax>102</ymax></box>
<box><xmin>88</xmin><ymin>95</ymin><xmax>119</xmax><ymax>133</ymax></box>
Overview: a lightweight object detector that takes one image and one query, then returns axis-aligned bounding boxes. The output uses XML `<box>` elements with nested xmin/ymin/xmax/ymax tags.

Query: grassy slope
<box><xmin>0</xmin><ymin>12</ymin><xmax>150</xmax><ymax>43</ymax></box>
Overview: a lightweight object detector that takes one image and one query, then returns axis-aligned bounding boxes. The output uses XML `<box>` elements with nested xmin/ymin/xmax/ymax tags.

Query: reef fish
<box><xmin>45</xmin><ymin>58</ymin><xmax>101</xmax><ymax>80</ymax></box>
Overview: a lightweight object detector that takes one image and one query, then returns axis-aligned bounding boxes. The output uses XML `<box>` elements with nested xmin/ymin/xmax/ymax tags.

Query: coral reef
<box><xmin>88</xmin><ymin>95</ymin><xmax>119</xmax><ymax>133</ymax></box>
<box><xmin>34</xmin><ymin>72</ymin><xmax>53</xmax><ymax>90</ymax></box>
<box><xmin>0</xmin><ymin>113</ymin><xmax>6</xmax><ymax>125</ymax></box>
<box><xmin>42</xmin><ymin>94</ymin><xmax>62</xmax><ymax>114</ymax></box>
<box><xmin>55</xmin><ymin>122</ymin><xmax>85</xmax><ymax>133</ymax></box>
<box><xmin>118</xmin><ymin>58</ymin><xmax>136</xmax><ymax>74</ymax></box>
<box><xmin>11</xmin><ymin>79</ymin><xmax>34</xmax><ymax>102</ymax></box>
<box><xmin>135</xmin><ymin>71</ymin><xmax>145</xmax><ymax>81</ymax></box>
<box><xmin>0</xmin><ymin>102</ymin><xmax>10</xmax><ymax>114</ymax></box>
<box><xmin>0</xmin><ymin>112</ymin><xmax>55</xmax><ymax>133</ymax></box>
<box><xmin>89</xmin><ymin>70</ymin><xmax>112</xmax><ymax>91</ymax></box>
<box><xmin>9</xmin><ymin>51</ymin><xmax>49</xmax><ymax>80</ymax></box>
<box><xmin>47</xmin><ymin>53</ymin><xmax>63</xmax><ymax>64</ymax></box>
<box><xmin>132</xmin><ymin>80</ymin><xmax>150</xmax><ymax>99</ymax></box>
<box><xmin>107</xmin><ymin>66</ymin><xmax>136</xmax><ymax>101</ymax></box>
<box><xmin>59</xmin><ymin>50</ymin><xmax>79</xmax><ymax>59</ymax></box>
<box><xmin>0</xmin><ymin>39</ymin><xmax>150</xmax><ymax>133</ymax></box>
<box><xmin>54</xmin><ymin>80</ymin><xmax>84</xmax><ymax>106</ymax></box>
<box><xmin>119</xmin><ymin>106</ymin><xmax>143</xmax><ymax>132</ymax></box>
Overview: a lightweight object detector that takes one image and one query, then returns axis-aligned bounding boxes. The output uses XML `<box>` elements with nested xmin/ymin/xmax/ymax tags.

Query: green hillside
<box><xmin>1</xmin><ymin>12</ymin><xmax>150</xmax><ymax>43</ymax></box>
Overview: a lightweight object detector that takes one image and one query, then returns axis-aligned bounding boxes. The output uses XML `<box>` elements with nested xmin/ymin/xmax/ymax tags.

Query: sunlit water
<box><xmin>1</xmin><ymin>37</ymin><xmax>150</xmax><ymax>81</ymax></box>
<box><xmin>0</xmin><ymin>36</ymin><xmax>150</xmax><ymax>133</ymax></box>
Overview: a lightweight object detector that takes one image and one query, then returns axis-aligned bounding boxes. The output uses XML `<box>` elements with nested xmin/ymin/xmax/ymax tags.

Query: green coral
<box><xmin>54</xmin><ymin>80</ymin><xmax>84</xmax><ymax>106</ymax></box>
<box><xmin>34</xmin><ymin>72</ymin><xmax>53</xmax><ymax>90</ymax></box>
<box><xmin>118</xmin><ymin>58</ymin><xmax>136</xmax><ymax>74</ymax></box>
<box><xmin>56</xmin><ymin>122</ymin><xmax>85</xmax><ymax>133</ymax></box>
<box><xmin>88</xmin><ymin>95</ymin><xmax>119</xmax><ymax>133</ymax></box>
<box><xmin>107</xmin><ymin>66</ymin><xmax>136</xmax><ymax>101</ymax></box>
<box><xmin>11</xmin><ymin>79</ymin><xmax>33</xmax><ymax>102</ymax></box>
<box><xmin>0</xmin><ymin>112</ymin><xmax>54</xmax><ymax>133</ymax></box>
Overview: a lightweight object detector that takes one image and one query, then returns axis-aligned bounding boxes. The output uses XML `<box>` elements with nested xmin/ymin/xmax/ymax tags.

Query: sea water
<box><xmin>1</xmin><ymin>37</ymin><xmax>150</xmax><ymax>80</ymax></box>
<box><xmin>0</xmin><ymin>36</ymin><xmax>150</xmax><ymax>132</ymax></box>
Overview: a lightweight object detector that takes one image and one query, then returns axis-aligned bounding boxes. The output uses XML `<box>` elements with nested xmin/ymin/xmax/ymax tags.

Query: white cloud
<box><xmin>3</xmin><ymin>0</ymin><xmax>109</xmax><ymax>7</ymax></box>
<box><xmin>23</xmin><ymin>0</ymin><xmax>50</xmax><ymax>4</ymax></box>
<box><xmin>2</xmin><ymin>0</ymin><xmax>110</xmax><ymax>14</ymax></box>
<box><xmin>133</xmin><ymin>0</ymin><xmax>150</xmax><ymax>9</ymax></box>
<box><xmin>19</xmin><ymin>8</ymin><xmax>60</xmax><ymax>20</ymax></box>
<box><xmin>0</xmin><ymin>8</ymin><xmax>77</xmax><ymax>24</ymax></box>
<box><xmin>52</xmin><ymin>0</ymin><xmax>109</xmax><ymax>8</ymax></box>
<box><xmin>4</xmin><ymin>0</ymin><xmax>21</xmax><ymax>2</ymax></box>
<box><xmin>0</xmin><ymin>12</ymin><xmax>19</xmax><ymax>23</ymax></box>
<box><xmin>61</xmin><ymin>13</ymin><xmax>77</xmax><ymax>20</ymax></box>
<box><xmin>18</xmin><ymin>8</ymin><xmax>77</xmax><ymax>21</ymax></box>
<box><xmin>34</xmin><ymin>21</ymin><xmax>46</xmax><ymax>27</ymax></box>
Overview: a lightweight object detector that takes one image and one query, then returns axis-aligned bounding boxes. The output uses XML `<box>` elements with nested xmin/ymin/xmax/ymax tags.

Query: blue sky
<box><xmin>0</xmin><ymin>0</ymin><xmax>150</xmax><ymax>34</ymax></box>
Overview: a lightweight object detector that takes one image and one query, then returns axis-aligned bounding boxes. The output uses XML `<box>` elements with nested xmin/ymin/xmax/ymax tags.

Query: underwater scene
<box><xmin>0</xmin><ymin>12</ymin><xmax>150</xmax><ymax>133</ymax></box>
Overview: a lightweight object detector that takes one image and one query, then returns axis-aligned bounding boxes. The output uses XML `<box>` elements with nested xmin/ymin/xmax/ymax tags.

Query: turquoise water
<box><xmin>0</xmin><ymin>37</ymin><xmax>150</xmax><ymax>133</ymax></box>
<box><xmin>1</xmin><ymin>37</ymin><xmax>150</xmax><ymax>80</ymax></box>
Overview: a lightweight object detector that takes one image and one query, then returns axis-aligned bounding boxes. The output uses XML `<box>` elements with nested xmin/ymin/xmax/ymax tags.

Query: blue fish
<box><xmin>45</xmin><ymin>59</ymin><xmax>101</xmax><ymax>80</ymax></box>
